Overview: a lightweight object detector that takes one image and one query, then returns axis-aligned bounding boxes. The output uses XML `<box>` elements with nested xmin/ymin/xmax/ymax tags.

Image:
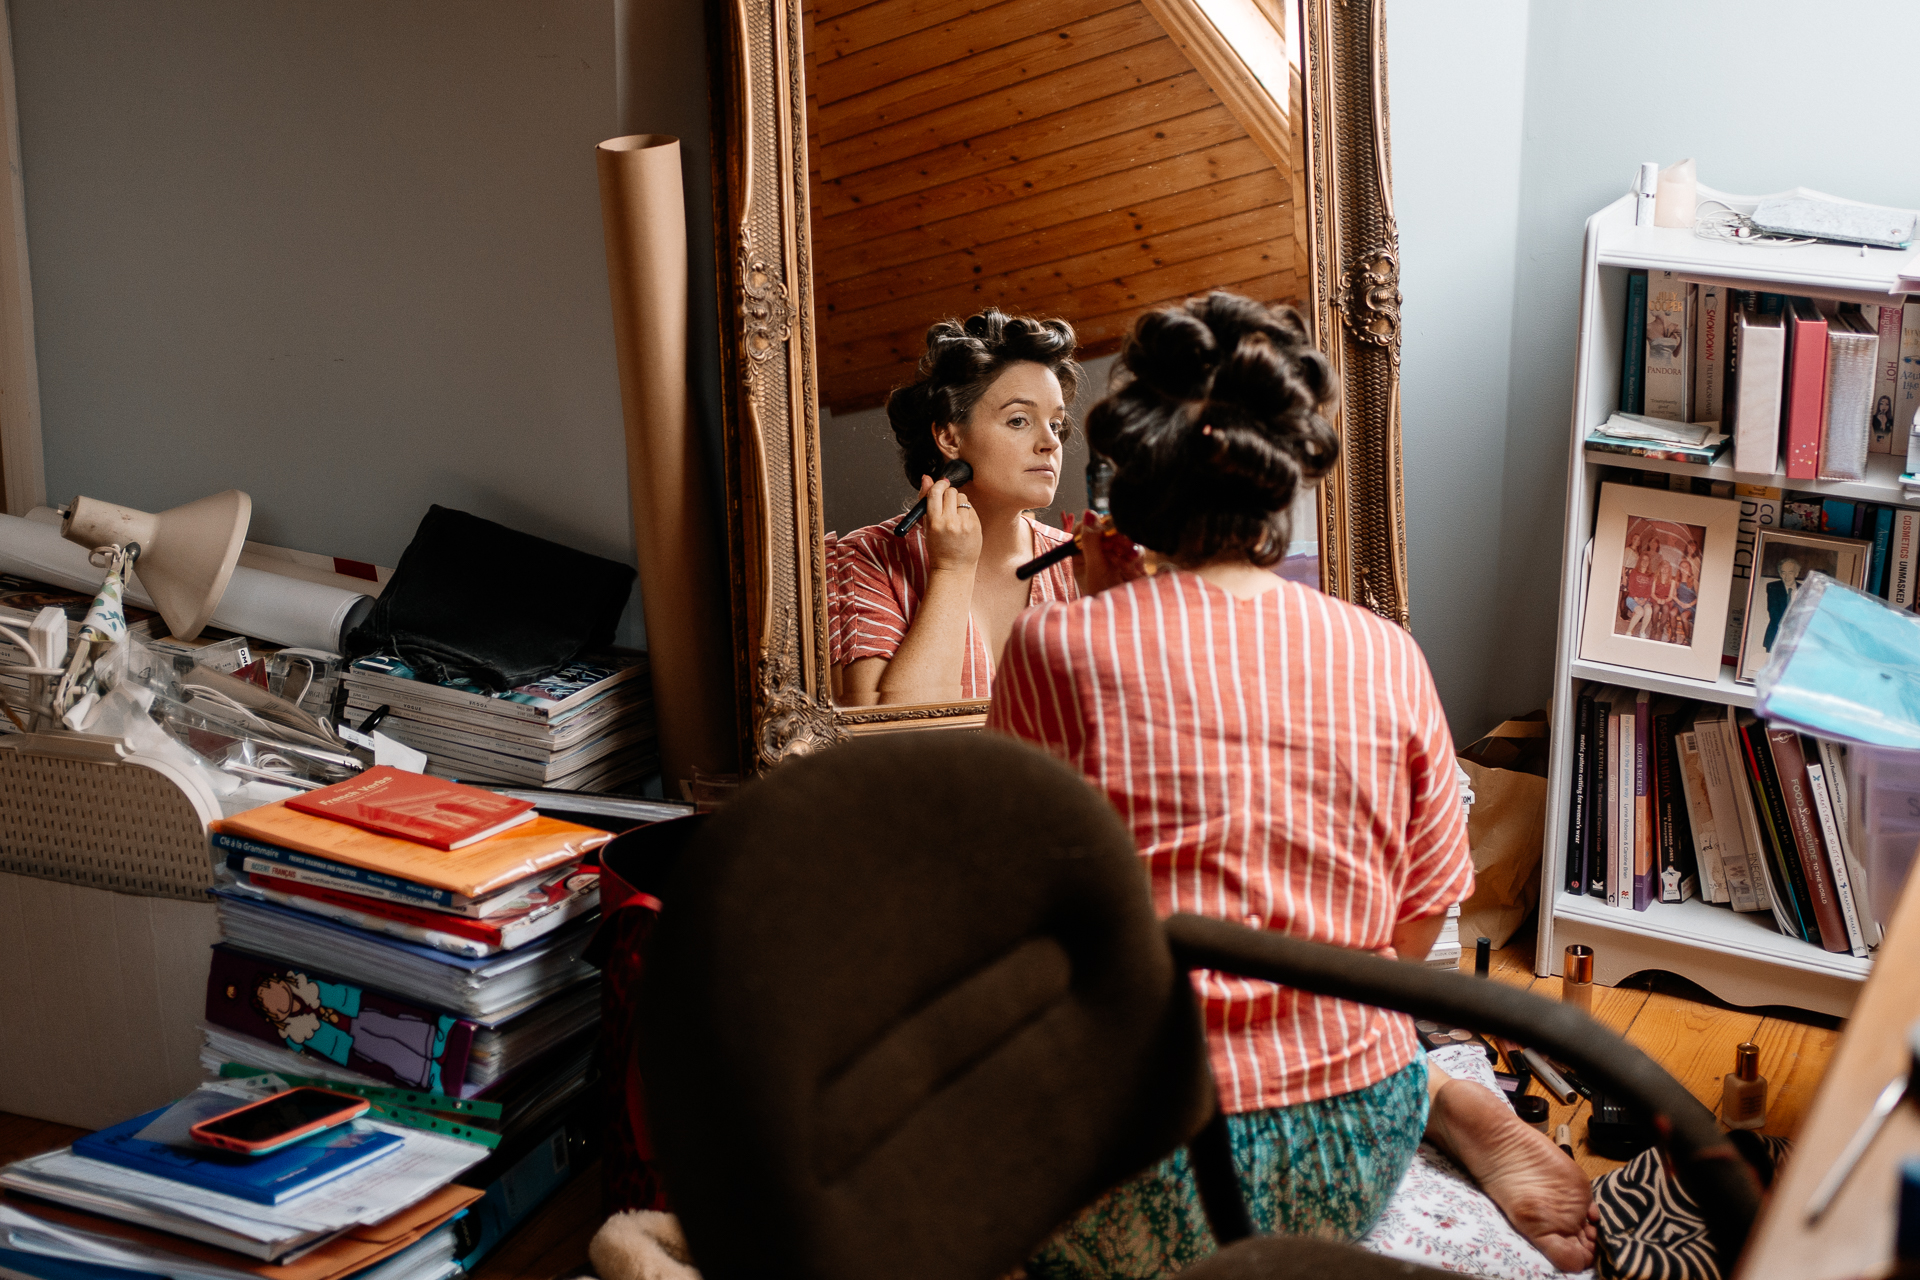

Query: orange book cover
<box><xmin>214</xmin><ymin>803</ymin><xmax>611</xmax><ymax>898</ymax></box>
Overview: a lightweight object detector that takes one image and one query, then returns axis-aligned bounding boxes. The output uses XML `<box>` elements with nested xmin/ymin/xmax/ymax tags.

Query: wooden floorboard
<box><xmin>0</xmin><ymin>925</ymin><xmax>1846</xmax><ymax>1280</ymax></box>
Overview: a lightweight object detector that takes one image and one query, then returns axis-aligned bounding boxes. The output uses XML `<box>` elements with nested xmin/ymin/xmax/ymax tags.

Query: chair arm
<box><xmin>1163</xmin><ymin>912</ymin><xmax>1762</xmax><ymax>1272</ymax></box>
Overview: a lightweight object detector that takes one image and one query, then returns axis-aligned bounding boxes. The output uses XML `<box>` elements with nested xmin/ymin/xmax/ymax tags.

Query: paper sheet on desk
<box><xmin>0</xmin><ymin>513</ymin><xmax>371</xmax><ymax>651</ymax></box>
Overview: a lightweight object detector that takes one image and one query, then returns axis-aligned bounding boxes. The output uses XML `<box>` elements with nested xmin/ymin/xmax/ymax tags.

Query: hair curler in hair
<box><xmin>892</xmin><ymin>459</ymin><xmax>973</xmax><ymax>537</ymax></box>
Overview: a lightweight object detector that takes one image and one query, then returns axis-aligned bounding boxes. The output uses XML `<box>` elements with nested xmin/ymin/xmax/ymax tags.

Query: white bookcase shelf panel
<box><xmin>1534</xmin><ymin>188</ymin><xmax>1899</xmax><ymax>1016</ymax></box>
<box><xmin>1584</xmin><ymin>448</ymin><xmax>1919</xmax><ymax>508</ymax></box>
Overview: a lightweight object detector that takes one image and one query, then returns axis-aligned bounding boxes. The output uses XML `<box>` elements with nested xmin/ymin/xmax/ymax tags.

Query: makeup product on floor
<box><xmin>1493</xmin><ymin>1037</ymin><xmax>1531</xmax><ymax>1092</ymax></box>
<box><xmin>1474</xmin><ymin>937</ymin><xmax>1491</xmax><ymax>977</ymax></box>
<box><xmin>1556</xmin><ymin>1063</ymin><xmax>1596</xmax><ymax>1102</ymax></box>
<box><xmin>1587</xmin><ymin>1094</ymin><xmax>1655</xmax><ymax>1160</ymax></box>
<box><xmin>1416</xmin><ymin>1020</ymin><xmax>1498</xmax><ymax>1064</ymax></box>
<box><xmin>1562</xmin><ymin>945</ymin><xmax>1595</xmax><ymax>1014</ymax></box>
<box><xmin>1514</xmin><ymin>1094</ymin><xmax>1550</xmax><ymax>1132</ymax></box>
<box><xmin>1493</xmin><ymin>1071</ymin><xmax>1522</xmax><ymax>1100</ymax></box>
<box><xmin>1720</xmin><ymin>1042</ymin><xmax>1768</xmax><ymax>1132</ymax></box>
<box><xmin>1554</xmin><ymin>1123</ymin><xmax>1574</xmax><ymax>1158</ymax></box>
<box><xmin>1519</xmin><ymin>1048</ymin><xmax>1579</xmax><ymax>1105</ymax></box>
<box><xmin>892</xmin><ymin>459</ymin><xmax>972</xmax><ymax>537</ymax></box>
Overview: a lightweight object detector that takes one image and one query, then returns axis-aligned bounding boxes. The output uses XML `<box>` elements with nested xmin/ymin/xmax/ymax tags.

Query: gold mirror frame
<box><xmin>709</xmin><ymin>0</ymin><xmax>1405</xmax><ymax>772</ymax></box>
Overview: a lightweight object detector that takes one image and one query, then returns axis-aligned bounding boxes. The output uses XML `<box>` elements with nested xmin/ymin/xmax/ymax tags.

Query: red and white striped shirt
<box><xmin>987</xmin><ymin>570</ymin><xmax>1472</xmax><ymax>1113</ymax></box>
<box><xmin>831</xmin><ymin>517</ymin><xmax>1079</xmax><ymax>698</ymax></box>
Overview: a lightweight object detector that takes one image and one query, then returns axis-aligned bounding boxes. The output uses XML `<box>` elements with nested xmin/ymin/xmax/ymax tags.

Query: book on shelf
<box><xmin>1763</xmin><ymin>726</ymin><xmax>1852</xmax><ymax>955</ymax></box>
<box><xmin>1735</xmin><ymin>712</ymin><xmax>1821</xmax><ymax>947</ymax></box>
<box><xmin>1567</xmin><ymin>684</ymin><xmax>1594</xmax><ymax>896</ymax></box>
<box><xmin>1644</xmin><ymin>273</ymin><xmax>1693</xmax><ymax>423</ymax></box>
<box><xmin>1632</xmin><ymin>690</ymin><xmax>1653</xmax><ymax>911</ymax></box>
<box><xmin>1675</xmin><ymin>727</ymin><xmax>1728</xmax><ymax>904</ymax></box>
<box><xmin>1820</xmin><ymin>309</ymin><xmax>1877</xmax><ymax>482</ymax></box>
<box><xmin>1691</xmin><ymin>714</ymin><xmax>1763</xmax><ymax>913</ymax></box>
<box><xmin>1898</xmin><ymin>300</ymin><xmax>1920</xmax><ymax>445</ymax></box>
<box><xmin>1804</xmin><ymin>754</ymin><xmax>1869</xmax><ymax>957</ymax></box>
<box><xmin>1732</xmin><ymin>303</ymin><xmax>1786</xmax><ymax>476</ymax></box>
<box><xmin>1585</xmin><ymin>687</ymin><xmax>1611</xmax><ymax>898</ymax></box>
<box><xmin>1868</xmin><ymin>303</ymin><xmax>1904</xmax><ymax>455</ymax></box>
<box><xmin>1585</xmin><ymin>427</ymin><xmax>1729</xmax><ymax>465</ymax></box>
<box><xmin>1867</xmin><ymin>505</ymin><xmax>1895</xmax><ymax>597</ymax></box>
<box><xmin>1782</xmin><ymin>297</ymin><xmax>1830</xmax><ymax>482</ymax></box>
<box><xmin>1694</xmin><ymin>284</ymin><xmax>1726</xmax><ymax>425</ymax></box>
<box><xmin>284</xmin><ymin>767</ymin><xmax>537</xmax><ymax>851</ymax></box>
<box><xmin>1651</xmin><ymin>700</ymin><xmax>1697</xmax><ymax>904</ymax></box>
<box><xmin>1726</xmin><ymin>485</ymin><xmax>1781</xmax><ymax>664</ymax></box>
<box><xmin>1892</xmin><ymin>508</ymin><xmax>1920</xmax><ymax>608</ymax></box>
<box><xmin>1620</xmin><ymin>271</ymin><xmax>1648</xmax><ymax>416</ymax></box>
<box><xmin>1815</xmin><ymin>739</ymin><xmax>1882</xmax><ymax>948</ymax></box>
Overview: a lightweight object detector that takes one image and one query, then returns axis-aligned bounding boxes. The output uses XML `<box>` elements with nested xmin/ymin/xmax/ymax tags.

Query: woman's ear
<box><xmin>932</xmin><ymin>422</ymin><xmax>963</xmax><ymax>461</ymax></box>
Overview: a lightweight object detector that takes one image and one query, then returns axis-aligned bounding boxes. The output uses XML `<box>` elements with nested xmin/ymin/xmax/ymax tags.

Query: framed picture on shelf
<box><xmin>1580</xmin><ymin>482</ymin><xmax>1740</xmax><ymax>682</ymax></box>
<box><xmin>1734</xmin><ymin>528</ymin><xmax>1871</xmax><ymax>683</ymax></box>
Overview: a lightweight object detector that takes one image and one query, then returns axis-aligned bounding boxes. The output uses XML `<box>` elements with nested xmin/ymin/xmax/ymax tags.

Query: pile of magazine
<box><xmin>340</xmin><ymin>654</ymin><xmax>655</xmax><ymax>792</ymax></box>
<box><xmin>0</xmin><ymin>1071</ymin><xmax>488</xmax><ymax>1280</ymax></box>
<box><xmin>0</xmin><ymin>574</ymin><xmax>163</xmax><ymax>729</ymax></box>
<box><xmin>177</xmin><ymin>770</ymin><xmax>662</xmax><ymax>1269</ymax></box>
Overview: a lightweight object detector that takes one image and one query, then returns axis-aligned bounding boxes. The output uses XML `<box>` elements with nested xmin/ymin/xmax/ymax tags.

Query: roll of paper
<box><xmin>0</xmin><ymin>513</ymin><xmax>371</xmax><ymax>651</ymax></box>
<box><xmin>598</xmin><ymin>133</ymin><xmax>737</xmax><ymax>782</ymax></box>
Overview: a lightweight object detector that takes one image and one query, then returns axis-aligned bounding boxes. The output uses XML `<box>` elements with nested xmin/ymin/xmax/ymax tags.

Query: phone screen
<box><xmin>201</xmin><ymin>1089</ymin><xmax>358</xmax><ymax>1143</ymax></box>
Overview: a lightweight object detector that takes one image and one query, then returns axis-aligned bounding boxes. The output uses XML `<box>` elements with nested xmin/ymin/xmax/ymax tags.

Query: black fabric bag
<box><xmin>344</xmin><ymin>505</ymin><xmax>637</xmax><ymax>689</ymax></box>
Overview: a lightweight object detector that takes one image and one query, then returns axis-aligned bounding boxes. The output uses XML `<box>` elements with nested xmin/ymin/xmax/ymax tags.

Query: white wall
<box><xmin>1389</xmin><ymin>0</ymin><xmax>1920</xmax><ymax>743</ymax></box>
<box><xmin>10</xmin><ymin>1</ymin><xmax>684</xmax><ymax>648</ymax></box>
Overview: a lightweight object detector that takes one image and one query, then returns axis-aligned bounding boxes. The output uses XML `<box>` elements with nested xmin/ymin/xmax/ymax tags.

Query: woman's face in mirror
<box><xmin>931</xmin><ymin>361</ymin><xmax>1066</xmax><ymax>512</ymax></box>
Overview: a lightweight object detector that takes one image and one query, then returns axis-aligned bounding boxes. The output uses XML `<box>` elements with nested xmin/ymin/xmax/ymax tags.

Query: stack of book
<box><xmin>196</xmin><ymin>769</ymin><xmax>619</xmax><ymax>1267</ymax></box>
<box><xmin>1616</xmin><ymin>274</ymin><xmax>1912</xmax><ymax>484</ymax></box>
<box><xmin>0</xmin><ymin>1071</ymin><xmax>489</xmax><ymax>1280</ymax></box>
<box><xmin>340</xmin><ymin>654</ymin><xmax>655</xmax><ymax>792</ymax></box>
<box><xmin>1564</xmin><ymin>685</ymin><xmax>1880</xmax><ymax>959</ymax></box>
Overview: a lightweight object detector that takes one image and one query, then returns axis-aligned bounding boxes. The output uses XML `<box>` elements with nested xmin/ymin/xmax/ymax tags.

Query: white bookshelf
<box><xmin>1534</xmin><ymin>188</ymin><xmax>1920</xmax><ymax>1017</ymax></box>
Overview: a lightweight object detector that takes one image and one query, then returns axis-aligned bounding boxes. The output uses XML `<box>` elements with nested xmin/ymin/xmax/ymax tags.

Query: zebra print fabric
<box><xmin>1593</xmin><ymin>1135</ymin><xmax>1789</xmax><ymax>1279</ymax></box>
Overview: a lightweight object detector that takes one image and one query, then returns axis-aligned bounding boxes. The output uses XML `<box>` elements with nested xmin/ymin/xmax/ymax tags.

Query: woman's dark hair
<box><xmin>885</xmin><ymin>309</ymin><xmax>1081</xmax><ymax>487</ymax></box>
<box><xmin>1087</xmin><ymin>292</ymin><xmax>1337</xmax><ymax>567</ymax></box>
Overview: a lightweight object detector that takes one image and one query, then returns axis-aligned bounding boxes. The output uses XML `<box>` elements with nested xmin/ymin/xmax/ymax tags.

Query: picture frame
<box><xmin>1579</xmin><ymin>482</ymin><xmax>1740</xmax><ymax>682</ymax></box>
<box><xmin>1734</xmin><ymin>527</ymin><xmax>1871</xmax><ymax>683</ymax></box>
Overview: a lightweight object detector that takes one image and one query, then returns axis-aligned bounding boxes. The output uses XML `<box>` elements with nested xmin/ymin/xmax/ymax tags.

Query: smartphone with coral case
<box><xmin>189</xmin><ymin>1087</ymin><xmax>370</xmax><ymax>1156</ymax></box>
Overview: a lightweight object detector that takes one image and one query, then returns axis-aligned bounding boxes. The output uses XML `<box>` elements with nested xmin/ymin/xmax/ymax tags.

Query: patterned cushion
<box><xmin>1358</xmin><ymin>1044</ymin><xmax>1592</xmax><ymax>1280</ymax></box>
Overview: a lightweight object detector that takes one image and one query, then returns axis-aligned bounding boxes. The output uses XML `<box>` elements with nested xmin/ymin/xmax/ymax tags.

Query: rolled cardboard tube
<box><xmin>598</xmin><ymin>134</ymin><xmax>739</xmax><ymax>787</ymax></box>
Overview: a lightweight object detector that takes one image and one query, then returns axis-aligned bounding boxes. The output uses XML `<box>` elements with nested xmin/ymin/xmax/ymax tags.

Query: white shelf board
<box><xmin>1568</xmin><ymin>657</ymin><xmax>1756</xmax><ymax>709</ymax></box>
<box><xmin>1551</xmin><ymin>898</ymin><xmax>1866</xmax><ymax>990</ymax></box>
<box><xmin>1589</xmin><ymin>187</ymin><xmax>1920</xmax><ymax>303</ymax></box>
<box><xmin>1585</xmin><ymin>446</ymin><xmax>1918</xmax><ymax>507</ymax></box>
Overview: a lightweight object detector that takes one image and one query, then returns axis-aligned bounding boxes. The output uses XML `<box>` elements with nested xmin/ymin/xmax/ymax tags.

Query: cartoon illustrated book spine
<box><xmin>204</xmin><ymin>945</ymin><xmax>476</xmax><ymax>1094</ymax></box>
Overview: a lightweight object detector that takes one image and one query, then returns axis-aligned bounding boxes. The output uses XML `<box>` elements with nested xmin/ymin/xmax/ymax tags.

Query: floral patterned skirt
<box><xmin>1025</xmin><ymin>1057</ymin><xmax>1429</xmax><ymax>1280</ymax></box>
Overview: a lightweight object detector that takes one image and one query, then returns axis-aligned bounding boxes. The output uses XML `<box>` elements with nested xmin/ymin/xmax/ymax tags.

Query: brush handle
<box><xmin>1015</xmin><ymin>539</ymin><xmax>1080</xmax><ymax>581</ymax></box>
<box><xmin>892</xmin><ymin>460</ymin><xmax>973</xmax><ymax>537</ymax></box>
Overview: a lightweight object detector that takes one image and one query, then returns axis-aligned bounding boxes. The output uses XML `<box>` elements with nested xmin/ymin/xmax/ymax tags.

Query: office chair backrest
<box><xmin>639</xmin><ymin>732</ymin><xmax>1215</xmax><ymax>1280</ymax></box>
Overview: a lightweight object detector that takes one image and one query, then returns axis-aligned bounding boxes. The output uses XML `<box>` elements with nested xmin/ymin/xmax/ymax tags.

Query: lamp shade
<box><xmin>62</xmin><ymin>491</ymin><xmax>251</xmax><ymax>640</ymax></box>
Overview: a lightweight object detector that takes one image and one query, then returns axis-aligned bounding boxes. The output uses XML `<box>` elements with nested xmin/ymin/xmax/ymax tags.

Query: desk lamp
<box><xmin>60</xmin><ymin>490</ymin><xmax>252</xmax><ymax>640</ymax></box>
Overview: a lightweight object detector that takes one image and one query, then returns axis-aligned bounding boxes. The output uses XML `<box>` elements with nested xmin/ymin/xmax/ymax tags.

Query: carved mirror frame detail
<box><xmin>711</xmin><ymin>0</ymin><xmax>1406</xmax><ymax>772</ymax></box>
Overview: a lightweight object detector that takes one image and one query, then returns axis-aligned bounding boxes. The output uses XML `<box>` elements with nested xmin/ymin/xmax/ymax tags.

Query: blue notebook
<box><xmin>72</xmin><ymin>1107</ymin><xmax>402</xmax><ymax>1206</ymax></box>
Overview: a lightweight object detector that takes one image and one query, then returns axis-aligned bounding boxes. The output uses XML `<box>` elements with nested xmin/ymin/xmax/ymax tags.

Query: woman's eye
<box><xmin>1009</xmin><ymin>415</ymin><xmax>1028</xmax><ymax>428</ymax></box>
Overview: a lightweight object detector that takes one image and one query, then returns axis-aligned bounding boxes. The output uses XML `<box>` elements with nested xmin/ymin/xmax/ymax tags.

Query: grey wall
<box><xmin>1389</xmin><ymin>0</ymin><xmax>1920</xmax><ymax>743</ymax></box>
<box><xmin>10</xmin><ymin>1</ymin><xmax>667</xmax><ymax>644</ymax></box>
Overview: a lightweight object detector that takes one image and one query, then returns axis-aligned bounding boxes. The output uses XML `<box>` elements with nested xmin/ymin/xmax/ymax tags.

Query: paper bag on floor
<box><xmin>1457</xmin><ymin>715</ymin><xmax>1548</xmax><ymax>949</ymax></box>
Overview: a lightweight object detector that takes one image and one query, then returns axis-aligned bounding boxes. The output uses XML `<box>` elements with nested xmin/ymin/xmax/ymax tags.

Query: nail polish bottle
<box><xmin>1721</xmin><ymin>1042</ymin><xmax>1767</xmax><ymax>1131</ymax></box>
<box><xmin>1562</xmin><ymin>945</ymin><xmax>1595</xmax><ymax>1015</ymax></box>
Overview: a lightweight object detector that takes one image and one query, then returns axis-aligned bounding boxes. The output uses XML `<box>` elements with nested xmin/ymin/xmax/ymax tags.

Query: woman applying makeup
<box><xmin>989</xmin><ymin>293</ymin><xmax>1596</xmax><ymax>1276</ymax></box>
<box><xmin>832</xmin><ymin>310</ymin><xmax>1083</xmax><ymax>706</ymax></box>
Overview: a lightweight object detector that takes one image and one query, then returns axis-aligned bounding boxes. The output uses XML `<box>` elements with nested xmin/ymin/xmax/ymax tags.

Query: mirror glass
<box><xmin>803</xmin><ymin>0</ymin><xmax>1316</xmax><ymax>708</ymax></box>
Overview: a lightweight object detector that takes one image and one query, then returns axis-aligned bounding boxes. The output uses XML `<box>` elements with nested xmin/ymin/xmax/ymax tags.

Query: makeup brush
<box><xmin>1016</xmin><ymin>453</ymin><xmax>1116</xmax><ymax>581</ymax></box>
<box><xmin>892</xmin><ymin>459</ymin><xmax>973</xmax><ymax>537</ymax></box>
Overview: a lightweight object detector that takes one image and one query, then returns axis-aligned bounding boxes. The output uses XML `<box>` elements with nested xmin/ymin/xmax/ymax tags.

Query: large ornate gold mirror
<box><xmin>710</xmin><ymin>0</ymin><xmax>1404</xmax><ymax>770</ymax></box>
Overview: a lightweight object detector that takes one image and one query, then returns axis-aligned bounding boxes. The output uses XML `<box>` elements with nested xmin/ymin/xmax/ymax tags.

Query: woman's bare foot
<box><xmin>1426</xmin><ymin>1078</ymin><xmax>1599</xmax><ymax>1272</ymax></box>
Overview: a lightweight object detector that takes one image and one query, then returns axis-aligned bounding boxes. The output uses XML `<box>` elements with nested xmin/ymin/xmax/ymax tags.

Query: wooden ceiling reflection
<box><xmin>803</xmin><ymin>0</ymin><xmax>1304</xmax><ymax>413</ymax></box>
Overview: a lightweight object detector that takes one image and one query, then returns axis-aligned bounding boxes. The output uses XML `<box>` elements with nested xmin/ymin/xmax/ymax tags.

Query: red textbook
<box><xmin>285</xmin><ymin>766</ymin><xmax>536</xmax><ymax>850</ymax></box>
<box><xmin>1781</xmin><ymin>297</ymin><xmax>1829</xmax><ymax>481</ymax></box>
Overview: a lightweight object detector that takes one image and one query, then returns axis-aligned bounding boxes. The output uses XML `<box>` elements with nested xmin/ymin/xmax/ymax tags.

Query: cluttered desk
<box><xmin>0</xmin><ymin>488</ymin><xmax>691</xmax><ymax>1277</ymax></box>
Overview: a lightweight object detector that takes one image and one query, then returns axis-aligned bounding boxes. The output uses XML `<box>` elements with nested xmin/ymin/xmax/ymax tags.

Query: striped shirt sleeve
<box><xmin>837</xmin><ymin>530</ymin><xmax>913</xmax><ymax>663</ymax></box>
